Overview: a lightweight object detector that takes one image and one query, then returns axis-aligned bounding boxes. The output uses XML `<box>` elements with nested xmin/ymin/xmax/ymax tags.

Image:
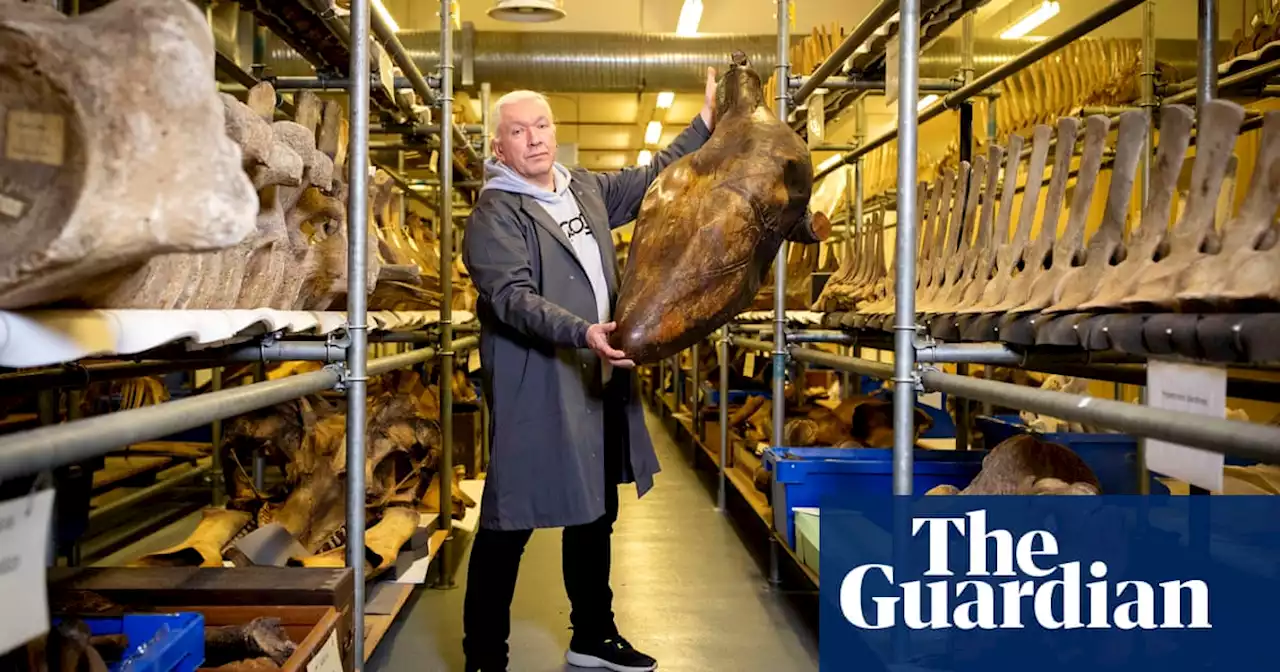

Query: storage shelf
<box><xmin>0</xmin><ymin>309</ymin><xmax>474</xmax><ymax>368</ymax></box>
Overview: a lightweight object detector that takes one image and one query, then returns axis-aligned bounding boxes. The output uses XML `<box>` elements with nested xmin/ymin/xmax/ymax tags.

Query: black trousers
<box><xmin>462</xmin><ymin>382</ymin><xmax>628</xmax><ymax>670</ymax></box>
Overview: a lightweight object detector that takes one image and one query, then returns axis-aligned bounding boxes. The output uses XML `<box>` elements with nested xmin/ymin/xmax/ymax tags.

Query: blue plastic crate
<box><xmin>702</xmin><ymin>387</ymin><xmax>771</xmax><ymax>407</ymax></box>
<box><xmin>975</xmin><ymin>415</ymin><xmax>1184</xmax><ymax>495</ymax></box>
<box><xmin>57</xmin><ymin>613</ymin><xmax>204</xmax><ymax>672</ymax></box>
<box><xmin>764</xmin><ymin>447</ymin><xmax>988</xmax><ymax>548</ymax></box>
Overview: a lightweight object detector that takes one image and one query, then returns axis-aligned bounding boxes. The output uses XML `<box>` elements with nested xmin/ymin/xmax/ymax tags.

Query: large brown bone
<box><xmin>919</xmin><ymin>158</ymin><xmax>981</xmax><ymax>313</ymax></box>
<box><xmin>610</xmin><ymin>52</ymin><xmax>828</xmax><ymax>364</ymax></box>
<box><xmin>1007</xmin><ymin>114</ymin><xmax>1112</xmax><ymax>313</ymax></box>
<box><xmin>1117</xmin><ymin>99</ymin><xmax>1247</xmax><ymax>309</ymax></box>
<box><xmin>925</xmin><ymin>434</ymin><xmax>1101</xmax><ymax>496</ymax></box>
<box><xmin>1078</xmin><ymin>105</ymin><xmax>1195</xmax><ymax>310</ymax></box>
<box><xmin>1177</xmin><ymin>110</ymin><xmax>1280</xmax><ymax>309</ymax></box>
<box><xmin>953</xmin><ymin>134</ymin><xmax>1025</xmax><ymax>311</ymax></box>
<box><xmin>915</xmin><ymin>163</ymin><xmax>969</xmax><ymax>309</ymax></box>
<box><xmin>129</xmin><ymin>508</ymin><xmax>251</xmax><ymax>568</ymax></box>
<box><xmin>1043</xmin><ymin>109</ymin><xmax>1149</xmax><ymax>312</ymax></box>
<box><xmin>961</xmin><ymin>124</ymin><xmax>1052</xmax><ymax>314</ymax></box>
<box><xmin>986</xmin><ymin>117</ymin><xmax>1080</xmax><ymax>313</ymax></box>
<box><xmin>0</xmin><ymin>0</ymin><xmax>257</xmax><ymax>309</ymax></box>
<box><xmin>859</xmin><ymin>182</ymin><xmax>935</xmax><ymax>316</ymax></box>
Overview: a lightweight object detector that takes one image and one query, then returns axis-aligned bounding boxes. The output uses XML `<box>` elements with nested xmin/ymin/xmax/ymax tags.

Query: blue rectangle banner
<box><xmin>819</xmin><ymin>493</ymin><xmax>1280</xmax><ymax>671</ymax></box>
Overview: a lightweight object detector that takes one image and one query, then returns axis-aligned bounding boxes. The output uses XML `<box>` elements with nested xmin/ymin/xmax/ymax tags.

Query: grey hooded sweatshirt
<box><xmin>481</xmin><ymin>158</ymin><xmax>613</xmax><ymax>382</ymax></box>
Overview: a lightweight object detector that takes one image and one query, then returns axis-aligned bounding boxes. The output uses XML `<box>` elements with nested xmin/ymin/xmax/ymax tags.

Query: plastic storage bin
<box><xmin>57</xmin><ymin>612</ymin><xmax>205</xmax><ymax>672</ymax></box>
<box><xmin>764</xmin><ymin>447</ymin><xmax>988</xmax><ymax>548</ymax></box>
<box><xmin>975</xmin><ymin>415</ymin><xmax>1176</xmax><ymax>495</ymax></box>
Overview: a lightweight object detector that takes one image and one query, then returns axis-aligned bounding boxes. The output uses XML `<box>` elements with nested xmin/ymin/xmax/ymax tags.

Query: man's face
<box><xmin>493</xmin><ymin>96</ymin><xmax>558</xmax><ymax>181</ymax></box>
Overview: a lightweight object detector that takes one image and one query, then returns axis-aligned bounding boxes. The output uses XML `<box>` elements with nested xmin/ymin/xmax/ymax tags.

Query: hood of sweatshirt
<box><xmin>481</xmin><ymin>157</ymin><xmax>573</xmax><ymax>204</ymax></box>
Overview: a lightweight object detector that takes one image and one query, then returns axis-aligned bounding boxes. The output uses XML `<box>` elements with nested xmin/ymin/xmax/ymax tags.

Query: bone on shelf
<box><xmin>814</xmin><ymin>95</ymin><xmax>1280</xmax><ymax>366</ymax></box>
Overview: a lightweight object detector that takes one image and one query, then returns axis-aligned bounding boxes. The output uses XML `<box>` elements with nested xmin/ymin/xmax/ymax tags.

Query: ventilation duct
<box><xmin>261</xmin><ymin>31</ymin><xmax>1202</xmax><ymax>94</ymax></box>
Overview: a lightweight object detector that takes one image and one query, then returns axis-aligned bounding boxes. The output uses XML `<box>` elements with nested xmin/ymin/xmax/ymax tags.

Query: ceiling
<box><xmin>371</xmin><ymin>0</ymin><xmax>1257</xmax><ymax>170</ymax></box>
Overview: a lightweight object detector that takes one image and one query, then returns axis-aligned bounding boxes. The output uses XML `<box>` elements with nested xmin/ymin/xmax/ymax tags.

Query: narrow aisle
<box><xmin>368</xmin><ymin>406</ymin><xmax>819</xmax><ymax>672</ymax></box>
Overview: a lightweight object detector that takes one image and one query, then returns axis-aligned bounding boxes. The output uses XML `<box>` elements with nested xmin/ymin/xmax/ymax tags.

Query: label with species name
<box><xmin>1145</xmin><ymin>360</ymin><xmax>1226</xmax><ymax>491</ymax></box>
<box><xmin>5</xmin><ymin>110</ymin><xmax>65</xmax><ymax>167</ymax></box>
<box><xmin>0</xmin><ymin>489</ymin><xmax>55</xmax><ymax>656</ymax></box>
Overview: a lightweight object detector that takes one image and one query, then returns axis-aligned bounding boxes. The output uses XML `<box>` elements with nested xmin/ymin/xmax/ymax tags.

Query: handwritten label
<box><xmin>306</xmin><ymin>629</ymin><xmax>343</xmax><ymax>672</ymax></box>
<box><xmin>0</xmin><ymin>192</ymin><xmax>26</xmax><ymax>220</ymax></box>
<box><xmin>743</xmin><ymin>352</ymin><xmax>756</xmax><ymax>378</ymax></box>
<box><xmin>467</xmin><ymin>348</ymin><xmax>481</xmax><ymax>373</ymax></box>
<box><xmin>0</xmin><ymin>489</ymin><xmax>54</xmax><ymax>655</ymax></box>
<box><xmin>1145</xmin><ymin>360</ymin><xmax>1226</xmax><ymax>491</ymax></box>
<box><xmin>5</xmin><ymin>110</ymin><xmax>65</xmax><ymax>167</ymax></box>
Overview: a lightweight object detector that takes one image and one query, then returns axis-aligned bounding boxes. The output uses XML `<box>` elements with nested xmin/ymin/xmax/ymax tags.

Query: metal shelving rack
<box><xmin>648</xmin><ymin>0</ymin><xmax>1280</xmax><ymax>590</ymax></box>
<box><xmin>0</xmin><ymin>1</ymin><xmax>479</xmax><ymax>669</ymax></box>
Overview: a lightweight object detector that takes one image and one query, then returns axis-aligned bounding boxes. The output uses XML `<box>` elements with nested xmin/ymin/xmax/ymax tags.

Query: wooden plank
<box><xmin>726</xmin><ymin>466</ymin><xmax>771</xmax><ymax>524</ymax></box>
<box><xmin>48</xmin><ymin>567</ymin><xmax>354</xmax><ymax>608</ymax></box>
<box><xmin>282</xmin><ymin>607</ymin><xmax>343</xmax><ymax>672</ymax></box>
<box><xmin>363</xmin><ymin>583</ymin><xmax>415</xmax><ymax>661</ymax></box>
<box><xmin>92</xmin><ymin>455</ymin><xmax>173</xmax><ymax>491</ymax></box>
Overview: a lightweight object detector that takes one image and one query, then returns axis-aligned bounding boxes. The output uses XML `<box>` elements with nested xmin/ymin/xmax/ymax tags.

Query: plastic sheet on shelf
<box><xmin>0</xmin><ymin>309</ymin><xmax>475</xmax><ymax>369</ymax></box>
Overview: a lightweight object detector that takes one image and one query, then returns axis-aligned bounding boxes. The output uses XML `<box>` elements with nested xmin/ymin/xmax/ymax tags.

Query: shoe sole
<box><xmin>565</xmin><ymin>651</ymin><xmax>657</xmax><ymax>671</ymax></box>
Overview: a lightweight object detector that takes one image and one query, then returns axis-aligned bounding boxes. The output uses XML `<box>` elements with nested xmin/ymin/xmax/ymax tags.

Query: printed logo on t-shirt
<box><xmin>559</xmin><ymin>214</ymin><xmax>590</xmax><ymax>240</ymax></box>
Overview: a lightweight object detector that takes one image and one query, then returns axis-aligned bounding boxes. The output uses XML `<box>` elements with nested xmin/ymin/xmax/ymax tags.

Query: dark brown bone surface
<box><xmin>204</xmin><ymin>618</ymin><xmax>297</xmax><ymax>667</ymax></box>
<box><xmin>611</xmin><ymin>51</ymin><xmax>829</xmax><ymax>364</ymax></box>
<box><xmin>926</xmin><ymin>434</ymin><xmax>1101</xmax><ymax>495</ymax></box>
<box><xmin>0</xmin><ymin>0</ymin><xmax>257</xmax><ymax>309</ymax></box>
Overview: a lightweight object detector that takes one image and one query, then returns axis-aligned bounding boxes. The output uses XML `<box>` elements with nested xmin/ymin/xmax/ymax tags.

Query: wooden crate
<box><xmin>48</xmin><ymin>567</ymin><xmax>355</xmax><ymax>670</ymax></box>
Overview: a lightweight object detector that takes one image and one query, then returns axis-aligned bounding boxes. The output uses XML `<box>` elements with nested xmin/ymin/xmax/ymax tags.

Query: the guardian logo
<box><xmin>840</xmin><ymin>510</ymin><xmax>1211</xmax><ymax>631</ymax></box>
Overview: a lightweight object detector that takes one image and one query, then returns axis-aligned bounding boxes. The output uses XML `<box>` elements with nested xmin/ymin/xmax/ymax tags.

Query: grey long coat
<box><xmin>462</xmin><ymin>116</ymin><xmax>712</xmax><ymax>530</ymax></box>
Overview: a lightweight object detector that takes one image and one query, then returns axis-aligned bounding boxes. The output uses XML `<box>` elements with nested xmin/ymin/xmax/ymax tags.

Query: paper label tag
<box><xmin>743</xmin><ymin>352</ymin><xmax>756</xmax><ymax>378</ymax></box>
<box><xmin>1145</xmin><ymin>360</ymin><xmax>1226</xmax><ymax>491</ymax></box>
<box><xmin>884</xmin><ymin>36</ymin><xmax>900</xmax><ymax>105</ymax></box>
<box><xmin>0</xmin><ymin>489</ymin><xmax>55</xmax><ymax>656</ymax></box>
<box><xmin>467</xmin><ymin>349</ymin><xmax>481</xmax><ymax>373</ymax></box>
<box><xmin>5</xmin><ymin>111</ymin><xmax>65</xmax><ymax>167</ymax></box>
<box><xmin>306</xmin><ymin>629</ymin><xmax>343</xmax><ymax>672</ymax></box>
<box><xmin>0</xmin><ymin>192</ymin><xmax>26</xmax><ymax>220</ymax></box>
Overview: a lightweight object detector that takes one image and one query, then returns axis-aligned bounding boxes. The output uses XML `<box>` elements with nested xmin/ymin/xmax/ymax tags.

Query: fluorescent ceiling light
<box><xmin>1000</xmin><ymin>1</ymin><xmax>1059</xmax><ymax>40</ymax></box>
<box><xmin>817</xmin><ymin>154</ymin><xmax>843</xmax><ymax>172</ymax></box>
<box><xmin>638</xmin><ymin>149</ymin><xmax>653</xmax><ymax>166</ymax></box>
<box><xmin>918</xmin><ymin>94</ymin><xmax>939</xmax><ymax>111</ymax></box>
<box><xmin>677</xmin><ymin>0</ymin><xmax>703</xmax><ymax>35</ymax></box>
<box><xmin>645</xmin><ymin>121</ymin><xmax>663</xmax><ymax>145</ymax></box>
<box><xmin>656</xmin><ymin>91</ymin><xmax>676</xmax><ymax>109</ymax></box>
<box><xmin>373</xmin><ymin>0</ymin><xmax>400</xmax><ymax>32</ymax></box>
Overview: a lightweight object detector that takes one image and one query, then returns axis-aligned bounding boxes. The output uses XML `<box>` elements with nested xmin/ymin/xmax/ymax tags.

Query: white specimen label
<box><xmin>0</xmin><ymin>489</ymin><xmax>55</xmax><ymax>656</ymax></box>
<box><xmin>306</xmin><ymin>629</ymin><xmax>343</xmax><ymax>672</ymax></box>
<box><xmin>1145</xmin><ymin>360</ymin><xmax>1226</xmax><ymax>492</ymax></box>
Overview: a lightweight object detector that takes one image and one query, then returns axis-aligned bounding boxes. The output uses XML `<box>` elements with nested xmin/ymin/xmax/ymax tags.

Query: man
<box><xmin>460</xmin><ymin>69</ymin><xmax>718</xmax><ymax>672</ymax></box>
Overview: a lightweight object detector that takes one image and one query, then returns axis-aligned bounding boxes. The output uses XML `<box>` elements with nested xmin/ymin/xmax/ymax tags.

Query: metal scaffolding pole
<box><xmin>1197</xmin><ymin>0</ymin><xmax>1218</xmax><ymax>115</ymax></box>
<box><xmin>691</xmin><ymin>343</ymin><xmax>702</xmax><ymax>440</ymax></box>
<box><xmin>436</xmin><ymin>0</ymin><xmax>458</xmax><ymax>590</ymax></box>
<box><xmin>345</xmin><ymin>0</ymin><xmax>372</xmax><ymax>664</ymax></box>
<box><xmin>791</xmin><ymin>0</ymin><xmax>898</xmax><ymax>103</ymax></box>
<box><xmin>769</xmin><ymin>0</ymin><xmax>791</xmax><ymax>589</ymax></box>
<box><xmin>891</xmin><ymin>0</ymin><xmax>921</xmax><ymax>497</ymax></box>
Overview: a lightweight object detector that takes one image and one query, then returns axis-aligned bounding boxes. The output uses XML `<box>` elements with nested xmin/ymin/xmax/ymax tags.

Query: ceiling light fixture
<box><xmin>638</xmin><ymin>150</ymin><xmax>653</xmax><ymax>166</ymax></box>
<box><xmin>677</xmin><ymin>0</ymin><xmax>703</xmax><ymax>35</ymax></box>
<box><xmin>487</xmin><ymin>0</ymin><xmax>566</xmax><ymax>23</ymax></box>
<box><xmin>656</xmin><ymin>92</ymin><xmax>676</xmax><ymax>109</ymax></box>
<box><xmin>372</xmin><ymin>0</ymin><xmax>400</xmax><ymax>32</ymax></box>
<box><xmin>645</xmin><ymin>121</ymin><xmax>663</xmax><ymax>145</ymax></box>
<box><xmin>918</xmin><ymin>94</ymin><xmax>939</xmax><ymax>111</ymax></box>
<box><xmin>999</xmin><ymin>1</ymin><xmax>1059</xmax><ymax>40</ymax></box>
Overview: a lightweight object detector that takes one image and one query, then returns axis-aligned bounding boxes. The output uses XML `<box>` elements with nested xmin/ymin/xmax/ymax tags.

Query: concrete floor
<box><xmin>367</xmin><ymin>407</ymin><xmax>819</xmax><ymax>672</ymax></box>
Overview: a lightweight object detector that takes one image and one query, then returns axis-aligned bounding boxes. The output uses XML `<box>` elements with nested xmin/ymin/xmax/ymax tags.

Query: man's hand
<box><xmin>586</xmin><ymin>322</ymin><xmax>635</xmax><ymax>369</ymax></box>
<box><xmin>700</xmin><ymin>67</ymin><xmax>718</xmax><ymax>132</ymax></box>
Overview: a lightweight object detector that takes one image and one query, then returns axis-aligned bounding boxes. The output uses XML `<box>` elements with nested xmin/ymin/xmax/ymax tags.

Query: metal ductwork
<box><xmin>261</xmin><ymin>30</ymin><xmax>1204</xmax><ymax>94</ymax></box>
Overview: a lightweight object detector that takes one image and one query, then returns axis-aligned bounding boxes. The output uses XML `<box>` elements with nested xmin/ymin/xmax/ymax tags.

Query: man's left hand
<box><xmin>700</xmin><ymin>67</ymin><xmax>717</xmax><ymax>132</ymax></box>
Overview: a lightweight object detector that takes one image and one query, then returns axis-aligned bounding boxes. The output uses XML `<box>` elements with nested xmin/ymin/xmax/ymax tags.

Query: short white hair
<box><xmin>492</xmin><ymin>90</ymin><xmax>554</xmax><ymax>133</ymax></box>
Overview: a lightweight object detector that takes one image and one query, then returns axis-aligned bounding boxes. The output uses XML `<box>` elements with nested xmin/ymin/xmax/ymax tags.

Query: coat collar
<box><xmin>516</xmin><ymin>181</ymin><xmax>618</xmax><ymax>296</ymax></box>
